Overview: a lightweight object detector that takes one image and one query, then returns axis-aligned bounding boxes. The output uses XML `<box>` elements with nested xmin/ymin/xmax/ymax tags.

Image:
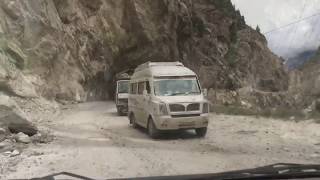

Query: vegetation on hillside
<box><xmin>210</xmin><ymin>0</ymin><xmax>246</xmax><ymax>30</ymax></box>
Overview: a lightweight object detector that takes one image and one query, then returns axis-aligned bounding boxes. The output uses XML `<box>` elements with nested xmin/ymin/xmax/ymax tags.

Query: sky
<box><xmin>231</xmin><ymin>0</ymin><xmax>320</xmax><ymax>58</ymax></box>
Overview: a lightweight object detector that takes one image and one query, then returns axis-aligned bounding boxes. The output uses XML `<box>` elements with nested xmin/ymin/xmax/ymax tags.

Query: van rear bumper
<box><xmin>116</xmin><ymin>105</ymin><xmax>128</xmax><ymax>114</ymax></box>
<box><xmin>153</xmin><ymin>114</ymin><xmax>209</xmax><ymax>130</ymax></box>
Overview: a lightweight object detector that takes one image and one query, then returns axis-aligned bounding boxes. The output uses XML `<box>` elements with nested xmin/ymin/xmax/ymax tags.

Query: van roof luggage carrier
<box><xmin>135</xmin><ymin>61</ymin><xmax>184</xmax><ymax>72</ymax></box>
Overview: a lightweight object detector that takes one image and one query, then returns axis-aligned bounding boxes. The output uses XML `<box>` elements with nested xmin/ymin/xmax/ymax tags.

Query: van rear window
<box><xmin>117</xmin><ymin>81</ymin><xmax>129</xmax><ymax>93</ymax></box>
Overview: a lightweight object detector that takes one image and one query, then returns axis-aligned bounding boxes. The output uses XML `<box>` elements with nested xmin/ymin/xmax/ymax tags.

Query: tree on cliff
<box><xmin>256</xmin><ymin>25</ymin><xmax>261</xmax><ymax>34</ymax></box>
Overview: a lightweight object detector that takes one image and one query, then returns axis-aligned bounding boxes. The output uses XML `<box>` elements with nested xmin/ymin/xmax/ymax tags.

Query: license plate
<box><xmin>179</xmin><ymin>122</ymin><xmax>195</xmax><ymax>127</ymax></box>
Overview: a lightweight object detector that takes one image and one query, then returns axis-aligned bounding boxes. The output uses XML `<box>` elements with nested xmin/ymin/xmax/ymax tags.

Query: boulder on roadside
<box><xmin>15</xmin><ymin>132</ymin><xmax>31</xmax><ymax>144</ymax></box>
<box><xmin>0</xmin><ymin>94</ymin><xmax>37</xmax><ymax>136</ymax></box>
<box><xmin>7</xmin><ymin>113</ymin><xmax>38</xmax><ymax>136</ymax></box>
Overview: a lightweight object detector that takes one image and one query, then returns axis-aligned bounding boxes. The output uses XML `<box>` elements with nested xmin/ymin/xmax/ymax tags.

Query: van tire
<box><xmin>147</xmin><ymin>118</ymin><xmax>160</xmax><ymax>139</ymax></box>
<box><xmin>129</xmin><ymin>113</ymin><xmax>138</xmax><ymax>128</ymax></box>
<box><xmin>195</xmin><ymin>127</ymin><xmax>207</xmax><ymax>137</ymax></box>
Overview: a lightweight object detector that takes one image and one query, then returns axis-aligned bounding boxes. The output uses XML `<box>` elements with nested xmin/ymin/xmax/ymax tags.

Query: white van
<box><xmin>115</xmin><ymin>80</ymin><xmax>129</xmax><ymax>115</ymax></box>
<box><xmin>128</xmin><ymin>62</ymin><xmax>209</xmax><ymax>138</ymax></box>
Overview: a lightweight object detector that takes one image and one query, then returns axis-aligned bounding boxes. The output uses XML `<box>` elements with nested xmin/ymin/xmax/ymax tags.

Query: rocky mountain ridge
<box><xmin>0</xmin><ymin>0</ymin><xmax>290</xmax><ymax>133</ymax></box>
<box><xmin>286</xmin><ymin>50</ymin><xmax>317</xmax><ymax>70</ymax></box>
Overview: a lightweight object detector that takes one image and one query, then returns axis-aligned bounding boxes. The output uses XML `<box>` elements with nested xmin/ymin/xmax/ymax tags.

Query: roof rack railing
<box><xmin>135</xmin><ymin>61</ymin><xmax>184</xmax><ymax>72</ymax></box>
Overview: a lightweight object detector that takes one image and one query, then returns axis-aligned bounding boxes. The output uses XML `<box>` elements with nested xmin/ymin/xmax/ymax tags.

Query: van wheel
<box><xmin>129</xmin><ymin>113</ymin><xmax>138</xmax><ymax>128</ymax></box>
<box><xmin>195</xmin><ymin>127</ymin><xmax>207</xmax><ymax>137</ymax></box>
<box><xmin>148</xmin><ymin>118</ymin><xmax>160</xmax><ymax>139</ymax></box>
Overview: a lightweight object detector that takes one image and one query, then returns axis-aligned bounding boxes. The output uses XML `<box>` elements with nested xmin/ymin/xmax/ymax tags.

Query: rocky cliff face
<box><xmin>0</xmin><ymin>0</ymin><xmax>288</xmax><ymax>108</ymax></box>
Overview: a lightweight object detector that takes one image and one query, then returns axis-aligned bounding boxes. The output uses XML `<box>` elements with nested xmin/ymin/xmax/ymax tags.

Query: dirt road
<box><xmin>3</xmin><ymin>101</ymin><xmax>320</xmax><ymax>179</ymax></box>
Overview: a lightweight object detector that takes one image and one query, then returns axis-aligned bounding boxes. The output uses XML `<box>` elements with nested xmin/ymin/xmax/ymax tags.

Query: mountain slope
<box><xmin>0</xmin><ymin>0</ymin><xmax>288</xmax><ymax>108</ymax></box>
<box><xmin>286</xmin><ymin>50</ymin><xmax>317</xmax><ymax>70</ymax></box>
<box><xmin>289</xmin><ymin>47</ymin><xmax>320</xmax><ymax>109</ymax></box>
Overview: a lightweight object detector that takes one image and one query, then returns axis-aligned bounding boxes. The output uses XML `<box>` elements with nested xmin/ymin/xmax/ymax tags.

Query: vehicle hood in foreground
<box><xmin>30</xmin><ymin>163</ymin><xmax>320</xmax><ymax>180</ymax></box>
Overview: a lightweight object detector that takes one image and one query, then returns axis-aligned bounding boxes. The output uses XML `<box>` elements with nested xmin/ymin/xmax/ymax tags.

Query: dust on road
<box><xmin>3</xmin><ymin>101</ymin><xmax>320</xmax><ymax>179</ymax></box>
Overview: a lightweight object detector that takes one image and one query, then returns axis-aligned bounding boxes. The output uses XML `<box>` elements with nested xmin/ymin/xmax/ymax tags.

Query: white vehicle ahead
<box><xmin>128</xmin><ymin>62</ymin><xmax>209</xmax><ymax>138</ymax></box>
<box><xmin>115</xmin><ymin>80</ymin><xmax>129</xmax><ymax>115</ymax></box>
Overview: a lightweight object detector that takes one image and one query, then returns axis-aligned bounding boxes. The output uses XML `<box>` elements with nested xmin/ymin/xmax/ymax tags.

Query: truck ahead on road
<box><xmin>115</xmin><ymin>71</ymin><xmax>131</xmax><ymax>116</ymax></box>
<box><xmin>128</xmin><ymin>62</ymin><xmax>209</xmax><ymax>138</ymax></box>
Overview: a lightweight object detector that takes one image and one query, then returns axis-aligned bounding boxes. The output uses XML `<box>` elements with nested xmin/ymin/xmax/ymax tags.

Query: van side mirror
<box><xmin>203</xmin><ymin>89</ymin><xmax>208</xmax><ymax>97</ymax></box>
<box><xmin>143</xmin><ymin>90</ymin><xmax>148</xmax><ymax>95</ymax></box>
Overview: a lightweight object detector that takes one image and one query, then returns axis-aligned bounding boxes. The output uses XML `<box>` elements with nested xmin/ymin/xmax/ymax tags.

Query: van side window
<box><xmin>138</xmin><ymin>82</ymin><xmax>144</xmax><ymax>95</ymax></box>
<box><xmin>131</xmin><ymin>83</ymin><xmax>137</xmax><ymax>94</ymax></box>
<box><xmin>146</xmin><ymin>81</ymin><xmax>151</xmax><ymax>94</ymax></box>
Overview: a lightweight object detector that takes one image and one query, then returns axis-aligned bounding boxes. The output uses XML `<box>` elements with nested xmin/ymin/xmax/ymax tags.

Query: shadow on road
<box><xmin>134</xmin><ymin>126</ymin><xmax>200</xmax><ymax>140</ymax></box>
<box><xmin>102</xmin><ymin>112</ymin><xmax>200</xmax><ymax>140</ymax></box>
<box><xmin>105</xmin><ymin>112</ymin><xmax>120</xmax><ymax>117</ymax></box>
<box><xmin>52</xmin><ymin>123</ymin><xmax>212</xmax><ymax>154</ymax></box>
